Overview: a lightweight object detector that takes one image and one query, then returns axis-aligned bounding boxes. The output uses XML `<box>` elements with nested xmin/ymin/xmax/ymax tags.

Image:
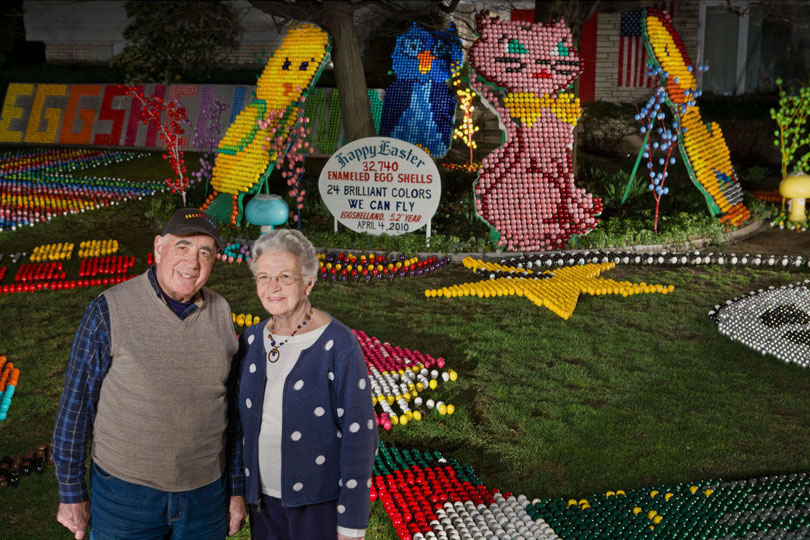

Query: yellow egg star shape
<box><xmin>426</xmin><ymin>259</ymin><xmax>673</xmax><ymax>320</ymax></box>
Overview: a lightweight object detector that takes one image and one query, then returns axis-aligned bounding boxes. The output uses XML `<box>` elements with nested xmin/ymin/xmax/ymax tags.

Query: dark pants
<box><xmin>249</xmin><ymin>494</ymin><xmax>338</xmax><ymax>540</ymax></box>
<box><xmin>89</xmin><ymin>462</ymin><xmax>228</xmax><ymax>540</ymax></box>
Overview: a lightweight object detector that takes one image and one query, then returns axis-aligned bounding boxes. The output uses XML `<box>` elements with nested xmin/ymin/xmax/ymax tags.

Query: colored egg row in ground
<box><xmin>374</xmin><ymin>443</ymin><xmax>810</xmax><ymax>540</ymax></box>
<box><xmin>79</xmin><ymin>256</ymin><xmax>135</xmax><ymax>278</ymax></box>
<box><xmin>494</xmin><ymin>250</ymin><xmax>810</xmax><ymax>274</ymax></box>
<box><xmin>0</xmin><ymin>443</ymin><xmax>52</xmax><ymax>488</ymax></box>
<box><xmin>233</xmin><ymin>312</ymin><xmax>262</xmax><ymax>328</ymax></box>
<box><xmin>0</xmin><ymin>275</ymin><xmax>134</xmax><ymax>294</ymax></box>
<box><xmin>13</xmin><ymin>261</ymin><xmax>66</xmax><ymax>282</ymax></box>
<box><xmin>218</xmin><ymin>241</ymin><xmax>252</xmax><ymax>263</ymax></box>
<box><xmin>354</xmin><ymin>329</ymin><xmax>456</xmax><ymax>431</ymax></box>
<box><xmin>319</xmin><ymin>253</ymin><xmax>450</xmax><ymax>282</ymax></box>
<box><xmin>29</xmin><ymin>242</ymin><xmax>75</xmax><ymax>261</ymax></box>
<box><xmin>0</xmin><ymin>148</ymin><xmax>147</xmax><ymax>176</ymax></box>
<box><xmin>0</xmin><ymin>355</ymin><xmax>20</xmax><ymax>421</ymax></box>
<box><xmin>77</xmin><ymin>239</ymin><xmax>119</xmax><ymax>258</ymax></box>
<box><xmin>0</xmin><ymin>176</ymin><xmax>164</xmax><ymax>231</ymax></box>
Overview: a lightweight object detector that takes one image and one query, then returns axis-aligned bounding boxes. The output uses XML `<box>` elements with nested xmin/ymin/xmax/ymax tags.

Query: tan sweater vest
<box><xmin>92</xmin><ymin>272</ymin><xmax>238</xmax><ymax>492</ymax></box>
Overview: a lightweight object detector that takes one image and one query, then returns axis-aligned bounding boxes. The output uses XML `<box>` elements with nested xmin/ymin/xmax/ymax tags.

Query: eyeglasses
<box><xmin>255</xmin><ymin>273</ymin><xmax>302</xmax><ymax>286</ymax></box>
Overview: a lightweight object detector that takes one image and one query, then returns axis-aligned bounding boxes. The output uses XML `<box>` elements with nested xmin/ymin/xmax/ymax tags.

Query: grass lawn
<box><xmin>1</xmin><ymin>154</ymin><xmax>809</xmax><ymax>540</ymax></box>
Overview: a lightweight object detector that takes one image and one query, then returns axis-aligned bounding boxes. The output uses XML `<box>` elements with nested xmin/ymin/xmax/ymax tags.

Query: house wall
<box><xmin>594</xmin><ymin>0</ymin><xmax>701</xmax><ymax>103</ymax></box>
<box><xmin>23</xmin><ymin>0</ymin><xmax>282</xmax><ymax>67</ymax></box>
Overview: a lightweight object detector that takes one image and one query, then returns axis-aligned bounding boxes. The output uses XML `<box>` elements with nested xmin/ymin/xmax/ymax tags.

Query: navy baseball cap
<box><xmin>162</xmin><ymin>209</ymin><xmax>223</xmax><ymax>250</ymax></box>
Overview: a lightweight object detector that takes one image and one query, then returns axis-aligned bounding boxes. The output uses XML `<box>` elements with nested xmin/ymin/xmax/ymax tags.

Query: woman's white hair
<box><xmin>249</xmin><ymin>229</ymin><xmax>319</xmax><ymax>278</ymax></box>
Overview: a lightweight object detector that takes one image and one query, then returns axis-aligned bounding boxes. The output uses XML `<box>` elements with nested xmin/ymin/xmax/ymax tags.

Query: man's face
<box><xmin>153</xmin><ymin>233</ymin><xmax>216</xmax><ymax>302</ymax></box>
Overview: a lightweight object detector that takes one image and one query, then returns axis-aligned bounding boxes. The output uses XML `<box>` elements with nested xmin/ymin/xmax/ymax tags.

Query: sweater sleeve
<box><xmin>226</xmin><ymin>334</ymin><xmax>246</xmax><ymax>497</ymax></box>
<box><xmin>333</xmin><ymin>333</ymin><xmax>379</xmax><ymax>530</ymax></box>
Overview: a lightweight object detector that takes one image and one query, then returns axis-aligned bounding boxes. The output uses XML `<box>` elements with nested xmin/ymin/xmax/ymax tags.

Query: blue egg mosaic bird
<box><xmin>379</xmin><ymin>22</ymin><xmax>463</xmax><ymax>157</ymax></box>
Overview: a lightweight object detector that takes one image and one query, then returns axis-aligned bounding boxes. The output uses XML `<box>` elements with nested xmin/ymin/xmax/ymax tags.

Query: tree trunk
<box><xmin>320</xmin><ymin>1</ymin><xmax>376</xmax><ymax>143</ymax></box>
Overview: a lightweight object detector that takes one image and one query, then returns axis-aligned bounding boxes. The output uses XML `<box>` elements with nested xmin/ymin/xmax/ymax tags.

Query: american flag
<box><xmin>618</xmin><ymin>2</ymin><xmax>674</xmax><ymax>88</ymax></box>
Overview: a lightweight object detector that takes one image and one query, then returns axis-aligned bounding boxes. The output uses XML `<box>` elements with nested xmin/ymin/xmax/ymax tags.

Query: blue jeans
<box><xmin>90</xmin><ymin>462</ymin><xmax>228</xmax><ymax>540</ymax></box>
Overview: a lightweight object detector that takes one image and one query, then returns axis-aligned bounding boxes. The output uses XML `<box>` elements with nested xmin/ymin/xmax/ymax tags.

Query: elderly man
<box><xmin>53</xmin><ymin>209</ymin><xmax>247</xmax><ymax>540</ymax></box>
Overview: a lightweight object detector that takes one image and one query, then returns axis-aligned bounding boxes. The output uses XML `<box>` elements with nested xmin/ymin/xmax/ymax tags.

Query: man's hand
<box><xmin>228</xmin><ymin>495</ymin><xmax>248</xmax><ymax>536</ymax></box>
<box><xmin>57</xmin><ymin>502</ymin><xmax>91</xmax><ymax>539</ymax></box>
<box><xmin>338</xmin><ymin>534</ymin><xmax>364</xmax><ymax>540</ymax></box>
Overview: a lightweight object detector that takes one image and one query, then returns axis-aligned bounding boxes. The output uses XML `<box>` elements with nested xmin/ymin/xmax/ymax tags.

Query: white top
<box><xmin>257</xmin><ymin>320</ymin><xmax>367</xmax><ymax>538</ymax></box>
<box><xmin>259</xmin><ymin>323</ymin><xmax>327</xmax><ymax>497</ymax></box>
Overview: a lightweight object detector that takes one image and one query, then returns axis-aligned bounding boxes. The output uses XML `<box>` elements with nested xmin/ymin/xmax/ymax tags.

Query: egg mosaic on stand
<box><xmin>374</xmin><ymin>443</ymin><xmax>810</xmax><ymax>540</ymax></box>
<box><xmin>379</xmin><ymin>22</ymin><xmax>463</xmax><ymax>158</ymax></box>
<box><xmin>468</xmin><ymin>11</ymin><xmax>602</xmax><ymax>252</ymax></box>
<box><xmin>203</xmin><ymin>23</ymin><xmax>330</xmax><ymax>226</ymax></box>
<box><xmin>641</xmin><ymin>8</ymin><xmax>749</xmax><ymax>226</ymax></box>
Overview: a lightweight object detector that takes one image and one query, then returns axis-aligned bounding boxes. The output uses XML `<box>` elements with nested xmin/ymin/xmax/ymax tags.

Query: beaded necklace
<box><xmin>267</xmin><ymin>306</ymin><xmax>314</xmax><ymax>363</ymax></box>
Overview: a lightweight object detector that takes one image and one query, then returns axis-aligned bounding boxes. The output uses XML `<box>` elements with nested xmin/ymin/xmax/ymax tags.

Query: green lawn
<box><xmin>1</xmin><ymin>161</ymin><xmax>809</xmax><ymax>540</ymax></box>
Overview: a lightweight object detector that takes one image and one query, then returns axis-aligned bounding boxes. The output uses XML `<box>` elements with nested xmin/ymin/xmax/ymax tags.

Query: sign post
<box><xmin>318</xmin><ymin>137</ymin><xmax>441</xmax><ymax>241</ymax></box>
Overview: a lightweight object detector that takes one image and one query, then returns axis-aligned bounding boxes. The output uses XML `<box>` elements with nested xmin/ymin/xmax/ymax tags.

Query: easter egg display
<box><xmin>374</xmin><ymin>443</ymin><xmax>810</xmax><ymax>540</ymax></box>
<box><xmin>1</xmin><ymin>238</ymin><xmax>137</xmax><ymax>295</ymax></box>
<box><xmin>318</xmin><ymin>137</ymin><xmax>441</xmax><ymax>238</ymax></box>
<box><xmin>355</xmin><ymin>329</ymin><xmax>457</xmax><ymax>431</ymax></box>
<box><xmin>0</xmin><ymin>444</ymin><xmax>52</xmax><ymax>488</ymax></box>
<box><xmin>426</xmin><ymin>258</ymin><xmax>673</xmax><ymax>320</ymax></box>
<box><xmin>709</xmin><ymin>279</ymin><xmax>810</xmax><ymax>368</ymax></box>
<box><xmin>317</xmin><ymin>251</ymin><xmax>450</xmax><ymax>283</ymax></box>
<box><xmin>0</xmin><ymin>148</ymin><xmax>160</xmax><ymax>231</ymax></box>
<box><xmin>640</xmin><ymin>8</ymin><xmax>749</xmax><ymax>226</ymax></box>
<box><xmin>468</xmin><ymin>11</ymin><xmax>602</xmax><ymax>251</ymax></box>
<box><xmin>0</xmin><ymin>355</ymin><xmax>20</xmax><ymax>421</ymax></box>
<box><xmin>218</xmin><ymin>241</ymin><xmax>252</xmax><ymax>264</ymax></box>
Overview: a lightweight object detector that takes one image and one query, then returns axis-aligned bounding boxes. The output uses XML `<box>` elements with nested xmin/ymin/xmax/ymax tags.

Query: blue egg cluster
<box><xmin>379</xmin><ymin>22</ymin><xmax>462</xmax><ymax>157</ymax></box>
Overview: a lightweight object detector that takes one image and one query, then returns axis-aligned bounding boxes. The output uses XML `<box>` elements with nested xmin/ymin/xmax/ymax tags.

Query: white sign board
<box><xmin>318</xmin><ymin>137</ymin><xmax>441</xmax><ymax>236</ymax></box>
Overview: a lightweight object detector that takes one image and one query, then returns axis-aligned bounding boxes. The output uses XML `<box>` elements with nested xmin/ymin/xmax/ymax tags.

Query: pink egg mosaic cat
<box><xmin>469</xmin><ymin>11</ymin><xmax>602</xmax><ymax>251</ymax></box>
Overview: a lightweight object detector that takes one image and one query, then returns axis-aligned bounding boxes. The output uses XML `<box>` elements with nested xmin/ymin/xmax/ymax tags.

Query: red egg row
<box><xmin>13</xmin><ymin>262</ymin><xmax>65</xmax><ymax>283</ymax></box>
<box><xmin>79</xmin><ymin>256</ymin><xmax>136</xmax><ymax>278</ymax></box>
<box><xmin>355</xmin><ymin>330</ymin><xmax>445</xmax><ymax>373</ymax></box>
<box><xmin>0</xmin><ymin>275</ymin><xmax>134</xmax><ymax>294</ymax></box>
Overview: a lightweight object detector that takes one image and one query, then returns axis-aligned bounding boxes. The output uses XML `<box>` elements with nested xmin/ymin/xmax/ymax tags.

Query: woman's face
<box><xmin>254</xmin><ymin>250</ymin><xmax>314</xmax><ymax>318</ymax></box>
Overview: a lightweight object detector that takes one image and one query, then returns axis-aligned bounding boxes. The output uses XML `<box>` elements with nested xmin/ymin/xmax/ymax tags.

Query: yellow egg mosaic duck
<box><xmin>202</xmin><ymin>23</ymin><xmax>330</xmax><ymax>225</ymax></box>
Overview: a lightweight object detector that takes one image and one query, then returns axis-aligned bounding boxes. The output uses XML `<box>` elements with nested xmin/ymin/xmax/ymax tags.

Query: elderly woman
<box><xmin>237</xmin><ymin>229</ymin><xmax>378</xmax><ymax>540</ymax></box>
